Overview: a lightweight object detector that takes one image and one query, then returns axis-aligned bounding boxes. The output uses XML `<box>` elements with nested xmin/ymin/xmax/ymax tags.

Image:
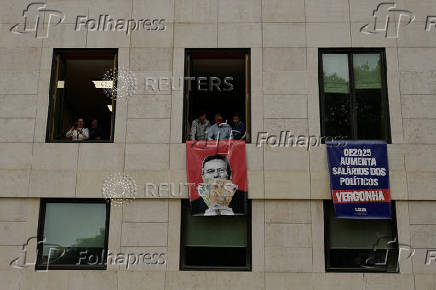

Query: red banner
<box><xmin>186</xmin><ymin>140</ymin><xmax>248</xmax><ymax>216</ymax></box>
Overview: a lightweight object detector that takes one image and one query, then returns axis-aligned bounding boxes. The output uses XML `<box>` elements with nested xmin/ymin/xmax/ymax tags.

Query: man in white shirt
<box><xmin>66</xmin><ymin>117</ymin><xmax>89</xmax><ymax>141</ymax></box>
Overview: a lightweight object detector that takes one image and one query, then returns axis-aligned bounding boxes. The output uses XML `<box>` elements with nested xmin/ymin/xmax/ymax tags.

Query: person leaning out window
<box><xmin>207</xmin><ymin>113</ymin><xmax>233</xmax><ymax>141</ymax></box>
<box><xmin>89</xmin><ymin>119</ymin><xmax>103</xmax><ymax>140</ymax></box>
<box><xmin>231</xmin><ymin>112</ymin><xmax>246</xmax><ymax>140</ymax></box>
<box><xmin>66</xmin><ymin>117</ymin><xmax>89</xmax><ymax>141</ymax></box>
<box><xmin>189</xmin><ymin>110</ymin><xmax>211</xmax><ymax>141</ymax></box>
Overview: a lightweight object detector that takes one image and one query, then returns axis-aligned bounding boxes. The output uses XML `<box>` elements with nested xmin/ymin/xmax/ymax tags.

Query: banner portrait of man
<box><xmin>186</xmin><ymin>140</ymin><xmax>248</xmax><ymax>216</ymax></box>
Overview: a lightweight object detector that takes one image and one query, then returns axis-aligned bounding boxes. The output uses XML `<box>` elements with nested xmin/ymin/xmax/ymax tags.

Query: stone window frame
<box><xmin>45</xmin><ymin>48</ymin><xmax>118</xmax><ymax>143</ymax></box>
<box><xmin>318</xmin><ymin>48</ymin><xmax>392</xmax><ymax>143</ymax></box>
<box><xmin>182</xmin><ymin>48</ymin><xmax>252</xmax><ymax>143</ymax></box>
<box><xmin>323</xmin><ymin>200</ymin><xmax>399</xmax><ymax>273</ymax></box>
<box><xmin>179</xmin><ymin>199</ymin><xmax>252</xmax><ymax>271</ymax></box>
<box><xmin>35</xmin><ymin>198</ymin><xmax>111</xmax><ymax>271</ymax></box>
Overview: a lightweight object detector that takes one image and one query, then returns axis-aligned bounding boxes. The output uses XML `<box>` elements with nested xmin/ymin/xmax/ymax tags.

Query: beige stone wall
<box><xmin>1</xmin><ymin>0</ymin><xmax>436</xmax><ymax>289</ymax></box>
<box><xmin>2</xmin><ymin>198</ymin><xmax>436</xmax><ymax>289</ymax></box>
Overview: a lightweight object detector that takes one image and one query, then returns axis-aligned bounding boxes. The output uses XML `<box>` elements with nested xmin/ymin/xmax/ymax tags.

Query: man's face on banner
<box><xmin>202</xmin><ymin>159</ymin><xmax>229</xmax><ymax>180</ymax></box>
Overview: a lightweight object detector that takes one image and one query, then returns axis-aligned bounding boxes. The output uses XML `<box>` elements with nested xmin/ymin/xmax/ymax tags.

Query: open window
<box><xmin>36</xmin><ymin>198</ymin><xmax>111</xmax><ymax>270</ymax></box>
<box><xmin>324</xmin><ymin>201</ymin><xmax>399</xmax><ymax>273</ymax></box>
<box><xmin>180</xmin><ymin>199</ymin><xmax>251</xmax><ymax>271</ymax></box>
<box><xmin>46</xmin><ymin>49</ymin><xmax>118</xmax><ymax>142</ymax></box>
<box><xmin>319</xmin><ymin>48</ymin><xmax>391</xmax><ymax>142</ymax></box>
<box><xmin>183</xmin><ymin>49</ymin><xmax>251</xmax><ymax>142</ymax></box>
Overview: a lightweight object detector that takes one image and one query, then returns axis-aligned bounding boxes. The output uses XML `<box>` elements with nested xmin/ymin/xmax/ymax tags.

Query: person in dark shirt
<box><xmin>231</xmin><ymin>113</ymin><xmax>246</xmax><ymax>140</ymax></box>
<box><xmin>89</xmin><ymin>119</ymin><xmax>103</xmax><ymax>140</ymax></box>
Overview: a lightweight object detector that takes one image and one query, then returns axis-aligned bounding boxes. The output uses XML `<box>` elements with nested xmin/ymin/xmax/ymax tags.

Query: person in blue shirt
<box><xmin>207</xmin><ymin>113</ymin><xmax>233</xmax><ymax>140</ymax></box>
<box><xmin>231</xmin><ymin>112</ymin><xmax>246</xmax><ymax>140</ymax></box>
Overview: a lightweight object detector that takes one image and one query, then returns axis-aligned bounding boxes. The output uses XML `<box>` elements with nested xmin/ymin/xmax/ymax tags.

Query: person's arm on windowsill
<box><xmin>239</xmin><ymin>123</ymin><xmax>246</xmax><ymax>137</ymax></box>
<box><xmin>204</xmin><ymin>121</ymin><xmax>211</xmax><ymax>139</ymax></box>
<box><xmin>207</xmin><ymin>125</ymin><xmax>217</xmax><ymax>140</ymax></box>
<box><xmin>80</xmin><ymin>128</ymin><xmax>89</xmax><ymax>140</ymax></box>
<box><xmin>189</xmin><ymin>120</ymin><xmax>197</xmax><ymax>140</ymax></box>
<box><xmin>66</xmin><ymin>127</ymin><xmax>74</xmax><ymax>139</ymax></box>
<box><xmin>228</xmin><ymin>125</ymin><xmax>234</xmax><ymax>140</ymax></box>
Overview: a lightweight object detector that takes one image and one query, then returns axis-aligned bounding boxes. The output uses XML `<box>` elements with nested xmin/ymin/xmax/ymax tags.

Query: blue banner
<box><xmin>326</xmin><ymin>140</ymin><xmax>392</xmax><ymax>219</ymax></box>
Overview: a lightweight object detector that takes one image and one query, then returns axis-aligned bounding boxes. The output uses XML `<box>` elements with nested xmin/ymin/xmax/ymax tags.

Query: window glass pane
<box><xmin>184</xmin><ymin>247</ymin><xmax>247</xmax><ymax>267</ymax></box>
<box><xmin>323</xmin><ymin>54</ymin><xmax>349</xmax><ymax>94</ymax></box>
<box><xmin>355</xmin><ymin>89</ymin><xmax>388</xmax><ymax>140</ymax></box>
<box><xmin>41</xmin><ymin>203</ymin><xmax>107</xmax><ymax>266</ymax></box>
<box><xmin>324</xmin><ymin>93</ymin><xmax>352</xmax><ymax>139</ymax></box>
<box><xmin>353</xmin><ymin>54</ymin><xmax>382</xmax><ymax>89</ymax></box>
<box><xmin>325</xmin><ymin>201</ymin><xmax>398</xmax><ymax>272</ymax></box>
<box><xmin>182</xmin><ymin>204</ymin><xmax>247</xmax><ymax>247</ymax></box>
<box><xmin>353</xmin><ymin>53</ymin><xmax>388</xmax><ymax>140</ymax></box>
<box><xmin>326</xmin><ymin>204</ymin><xmax>394</xmax><ymax>250</ymax></box>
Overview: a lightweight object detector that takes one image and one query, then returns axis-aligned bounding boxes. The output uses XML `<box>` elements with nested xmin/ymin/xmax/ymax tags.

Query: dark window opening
<box><xmin>324</xmin><ymin>201</ymin><xmax>399</xmax><ymax>273</ymax></box>
<box><xmin>36</xmin><ymin>198</ymin><xmax>110</xmax><ymax>270</ymax></box>
<box><xmin>184</xmin><ymin>247</ymin><xmax>248</xmax><ymax>268</ymax></box>
<box><xmin>183</xmin><ymin>49</ymin><xmax>251</xmax><ymax>142</ymax></box>
<box><xmin>46</xmin><ymin>49</ymin><xmax>118</xmax><ymax>142</ymax></box>
<box><xmin>319</xmin><ymin>48</ymin><xmax>391</xmax><ymax>143</ymax></box>
<box><xmin>180</xmin><ymin>199</ymin><xmax>251</xmax><ymax>271</ymax></box>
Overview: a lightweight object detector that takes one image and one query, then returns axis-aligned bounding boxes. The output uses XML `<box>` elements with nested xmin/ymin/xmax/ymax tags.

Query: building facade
<box><xmin>0</xmin><ymin>0</ymin><xmax>436</xmax><ymax>289</ymax></box>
